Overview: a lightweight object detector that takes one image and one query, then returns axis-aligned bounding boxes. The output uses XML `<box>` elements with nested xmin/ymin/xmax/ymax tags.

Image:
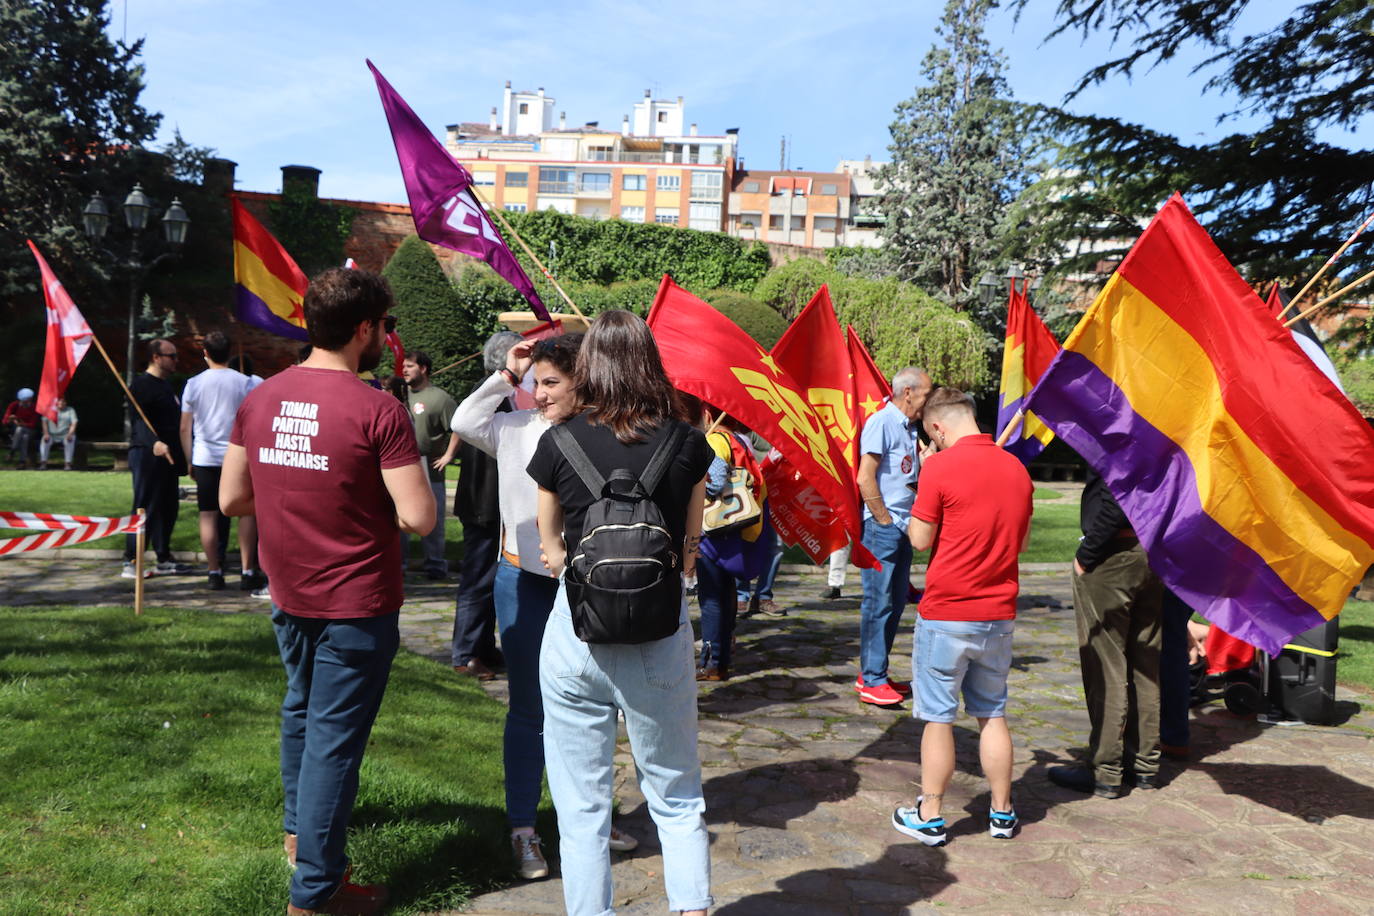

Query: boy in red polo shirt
<box><xmin>891</xmin><ymin>388</ymin><xmax>1033</xmax><ymax>847</ymax></box>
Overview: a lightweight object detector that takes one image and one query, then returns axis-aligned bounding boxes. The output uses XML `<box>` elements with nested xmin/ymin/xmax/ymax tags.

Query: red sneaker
<box><xmin>857</xmin><ymin>682</ymin><xmax>904</xmax><ymax>706</ymax></box>
<box><xmin>287</xmin><ymin>880</ymin><xmax>389</xmax><ymax>915</ymax></box>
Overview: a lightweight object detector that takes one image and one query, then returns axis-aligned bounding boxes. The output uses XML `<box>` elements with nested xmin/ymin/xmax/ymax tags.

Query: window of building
<box><xmin>519</xmin><ymin>102</ymin><xmax>529</xmax><ymax>114</ymax></box>
<box><xmin>657</xmin><ymin>111</ymin><xmax>667</xmax><ymax>123</ymax></box>
<box><xmin>623</xmin><ymin>173</ymin><xmax>646</xmax><ymax>191</ymax></box>
<box><xmin>579</xmin><ymin>172</ymin><xmax>611</xmax><ymax>192</ymax></box>
<box><xmin>586</xmin><ymin>146</ymin><xmax>613</xmax><ymax>161</ymax></box>
<box><xmin>790</xmin><ymin>215</ymin><xmax>805</xmax><ymax>231</ymax></box>
<box><xmin>472</xmin><ymin>172</ymin><xmax>496</xmax><ymax>186</ymax></box>
<box><xmin>619</xmin><ymin>205</ymin><xmax>645</xmax><ymax>222</ymax></box>
<box><xmin>690</xmin><ymin>171</ymin><xmax>722</xmax><ymax>199</ymax></box>
<box><xmin>768</xmin><ymin>214</ymin><xmax>783</xmax><ymax>230</ymax></box>
<box><xmin>813</xmin><ymin>216</ymin><xmax>837</xmax><ymax>232</ymax></box>
<box><xmin>538</xmin><ymin>168</ymin><xmax>575</xmax><ymax>194</ymax></box>
<box><xmin>743</xmin><ymin>181</ymin><xmax>760</xmax><ymax>193</ymax></box>
<box><xmin>738</xmin><ymin>211</ymin><xmax>762</xmax><ymax>229</ymax></box>
<box><xmin>686</xmin><ymin>145</ymin><xmax>699</xmax><ymax>164</ymax></box>
<box><xmin>688</xmin><ymin>202</ymin><xmax>721</xmax><ymax>231</ymax></box>
<box><xmin>504</xmin><ymin>203</ymin><xmax>527</xmax><ymax>213</ymax></box>
<box><xmin>655</xmin><ymin>207</ymin><xmax>679</xmax><ymax>225</ymax></box>
<box><xmin>505</xmin><ymin>171</ymin><xmax>528</xmax><ymax>188</ymax></box>
<box><xmin>656</xmin><ymin>174</ymin><xmax>681</xmax><ymax>192</ymax></box>
<box><xmin>821</xmin><ymin>183</ymin><xmax>838</xmax><ymax>195</ymax></box>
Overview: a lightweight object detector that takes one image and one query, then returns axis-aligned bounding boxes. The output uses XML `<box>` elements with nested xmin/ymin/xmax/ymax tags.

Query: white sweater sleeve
<box><xmin>451</xmin><ymin>371</ymin><xmax>514</xmax><ymax>457</ymax></box>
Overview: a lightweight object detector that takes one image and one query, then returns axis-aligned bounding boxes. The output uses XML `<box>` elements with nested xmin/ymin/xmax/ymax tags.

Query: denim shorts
<box><xmin>914</xmin><ymin>617</ymin><xmax>1014</xmax><ymax>723</ymax></box>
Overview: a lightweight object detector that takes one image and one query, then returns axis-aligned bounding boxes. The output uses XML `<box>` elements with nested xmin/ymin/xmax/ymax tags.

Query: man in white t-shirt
<box><xmin>180</xmin><ymin>330</ymin><xmax>259</xmax><ymax>591</ymax></box>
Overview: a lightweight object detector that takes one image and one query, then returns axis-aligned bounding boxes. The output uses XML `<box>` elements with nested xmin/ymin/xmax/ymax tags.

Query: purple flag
<box><xmin>367</xmin><ymin>60</ymin><xmax>550</xmax><ymax>320</ymax></box>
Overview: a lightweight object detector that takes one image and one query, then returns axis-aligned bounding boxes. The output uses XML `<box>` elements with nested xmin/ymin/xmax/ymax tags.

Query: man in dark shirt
<box><xmin>122</xmin><ymin>339</ymin><xmax>189</xmax><ymax>578</ymax></box>
<box><xmin>1049</xmin><ymin>471</ymin><xmax>1164</xmax><ymax>797</ymax></box>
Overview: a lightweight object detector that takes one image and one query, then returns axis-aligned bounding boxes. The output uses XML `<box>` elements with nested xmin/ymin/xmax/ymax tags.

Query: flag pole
<box><xmin>433</xmin><ymin>348</ymin><xmax>484</xmax><ymax>376</ymax></box>
<box><xmin>469</xmin><ymin>187</ymin><xmax>588</xmax><ymax>322</ymax></box>
<box><xmin>995</xmin><ymin>410</ymin><xmax>1025</xmax><ymax>448</ymax></box>
<box><xmin>87</xmin><ymin>334</ymin><xmax>174</xmax><ymax>465</ymax></box>
<box><xmin>134</xmin><ymin>508</ymin><xmax>146</xmax><ymax>615</ymax></box>
<box><xmin>1286</xmin><ymin>210</ymin><xmax>1374</xmax><ymax>316</ymax></box>
<box><xmin>1283</xmin><ymin>267</ymin><xmax>1374</xmax><ymax>329</ymax></box>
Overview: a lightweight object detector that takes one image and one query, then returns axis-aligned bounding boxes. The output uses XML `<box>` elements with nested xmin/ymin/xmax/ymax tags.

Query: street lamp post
<box><xmin>81</xmin><ymin>183</ymin><xmax>190</xmax><ymax>437</ymax></box>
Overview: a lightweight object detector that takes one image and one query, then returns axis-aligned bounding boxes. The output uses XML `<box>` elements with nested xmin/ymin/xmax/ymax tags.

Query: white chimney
<box><xmin>622</xmin><ymin>115</ymin><xmax>630</xmax><ymax>137</ymax></box>
<box><xmin>489</xmin><ymin>107</ymin><xmax>498</xmax><ymax>131</ymax></box>
<box><xmin>559</xmin><ymin>111</ymin><xmax>566</xmax><ymax>129</ymax></box>
<box><xmin>690</xmin><ymin>123</ymin><xmax>698</xmax><ymax>136</ymax></box>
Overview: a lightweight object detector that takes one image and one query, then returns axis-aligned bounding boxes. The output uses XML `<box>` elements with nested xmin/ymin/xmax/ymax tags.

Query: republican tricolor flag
<box><xmin>997</xmin><ymin>279</ymin><xmax>1059</xmax><ymax>464</ymax></box>
<box><xmin>1025</xmin><ymin>194</ymin><xmax>1374</xmax><ymax>655</ymax></box>
<box><xmin>27</xmin><ymin>241</ymin><xmax>93</xmax><ymax>421</ymax></box>
<box><xmin>232</xmin><ymin>198</ymin><xmax>309</xmax><ymax>341</ymax></box>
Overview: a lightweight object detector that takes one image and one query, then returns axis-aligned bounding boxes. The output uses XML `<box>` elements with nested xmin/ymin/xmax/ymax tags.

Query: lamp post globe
<box><xmin>161</xmin><ymin>198</ymin><xmax>190</xmax><ymax>246</ymax></box>
<box><xmin>82</xmin><ymin>194</ymin><xmax>110</xmax><ymax>240</ymax></box>
<box><xmin>122</xmin><ymin>183</ymin><xmax>152</xmax><ymax>231</ymax></box>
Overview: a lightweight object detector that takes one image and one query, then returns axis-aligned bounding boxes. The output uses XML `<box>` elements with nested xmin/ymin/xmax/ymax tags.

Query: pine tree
<box><xmin>1015</xmin><ymin>0</ymin><xmax>1374</xmax><ymax>284</ymax></box>
<box><xmin>0</xmin><ymin>0</ymin><xmax>161</xmax><ymax>298</ymax></box>
<box><xmin>874</xmin><ymin>0</ymin><xmax>1033</xmax><ymax>312</ymax></box>
<box><xmin>381</xmin><ymin>236</ymin><xmax>485</xmax><ymax>394</ymax></box>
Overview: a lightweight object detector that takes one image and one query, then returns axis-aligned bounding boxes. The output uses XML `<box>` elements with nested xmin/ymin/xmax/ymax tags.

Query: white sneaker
<box><xmin>512</xmin><ymin>832</ymin><xmax>548</xmax><ymax>880</ymax></box>
<box><xmin>251</xmin><ymin>585</ymin><xmax>272</xmax><ymax>600</ymax></box>
<box><xmin>608</xmin><ymin>825</ymin><xmax>639</xmax><ymax>852</ymax></box>
<box><xmin>121</xmin><ymin>561</ymin><xmax>151</xmax><ymax>579</ymax></box>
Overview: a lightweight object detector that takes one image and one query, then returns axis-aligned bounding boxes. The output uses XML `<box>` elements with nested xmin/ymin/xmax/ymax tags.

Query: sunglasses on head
<box><xmin>375</xmin><ymin>315</ymin><xmax>397</xmax><ymax>333</ymax></box>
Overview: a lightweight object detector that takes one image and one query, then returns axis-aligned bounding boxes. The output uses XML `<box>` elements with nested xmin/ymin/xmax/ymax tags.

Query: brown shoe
<box><xmin>696</xmin><ymin>666</ymin><xmax>729</xmax><ymax>682</ymax></box>
<box><xmin>454</xmin><ymin>658</ymin><xmax>496</xmax><ymax>681</ymax></box>
<box><xmin>759</xmin><ymin>599</ymin><xmax>787</xmax><ymax>617</ymax></box>
<box><xmin>286</xmin><ymin>879</ymin><xmax>388</xmax><ymax>915</ymax></box>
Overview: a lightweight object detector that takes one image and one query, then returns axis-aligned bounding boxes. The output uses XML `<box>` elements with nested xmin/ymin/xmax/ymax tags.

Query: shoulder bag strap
<box><xmin>551</xmin><ymin>424</ymin><xmax>606</xmax><ymax>497</ymax></box>
<box><xmin>640</xmin><ymin>422</ymin><xmax>688</xmax><ymax>494</ymax></box>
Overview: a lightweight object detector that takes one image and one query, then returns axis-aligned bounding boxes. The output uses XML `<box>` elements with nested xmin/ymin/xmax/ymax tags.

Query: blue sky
<box><xmin>112</xmin><ymin>0</ymin><xmax>1368</xmax><ymax>204</ymax></box>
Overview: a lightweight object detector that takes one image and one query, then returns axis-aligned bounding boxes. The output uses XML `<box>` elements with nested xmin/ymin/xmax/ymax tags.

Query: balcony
<box><xmin>538</xmin><ymin>180</ymin><xmax>575</xmax><ymax>195</ymax></box>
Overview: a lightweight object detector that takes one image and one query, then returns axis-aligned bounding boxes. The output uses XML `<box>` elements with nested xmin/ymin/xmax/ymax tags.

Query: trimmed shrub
<box><xmin>382</xmin><ymin>235</ymin><xmax>484</xmax><ymax>393</ymax></box>
<box><xmin>706</xmin><ymin>290</ymin><xmax>789</xmax><ymax>348</ymax></box>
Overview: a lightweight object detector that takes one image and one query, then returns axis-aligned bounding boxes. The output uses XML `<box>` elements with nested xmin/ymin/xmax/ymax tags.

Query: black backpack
<box><xmin>552</xmin><ymin>422</ymin><xmax>687</xmax><ymax>644</ymax></box>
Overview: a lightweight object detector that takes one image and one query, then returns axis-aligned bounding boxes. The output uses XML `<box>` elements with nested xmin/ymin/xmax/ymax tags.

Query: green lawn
<box><xmin>0</xmin><ymin>604</ymin><xmax>524</xmax><ymax>915</ymax></box>
<box><xmin>1339</xmin><ymin>599</ymin><xmax>1374</xmax><ymax>693</ymax></box>
<box><xmin>0</xmin><ymin>469</ymin><xmax>467</xmax><ymax>567</ymax></box>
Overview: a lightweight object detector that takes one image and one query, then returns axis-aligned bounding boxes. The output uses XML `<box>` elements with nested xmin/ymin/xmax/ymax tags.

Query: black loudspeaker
<box><xmin>1265</xmin><ymin>617</ymin><xmax>1339</xmax><ymax>725</ymax></box>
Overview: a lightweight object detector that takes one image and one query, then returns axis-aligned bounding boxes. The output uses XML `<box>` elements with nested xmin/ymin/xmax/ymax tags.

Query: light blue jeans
<box><xmin>859</xmin><ymin>516</ymin><xmax>912</xmax><ymax>686</ymax></box>
<box><xmin>540</xmin><ymin>583</ymin><xmax>712</xmax><ymax>916</ymax></box>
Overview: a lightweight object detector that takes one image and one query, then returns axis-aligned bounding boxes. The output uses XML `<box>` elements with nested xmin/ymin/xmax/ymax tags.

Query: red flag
<box><xmin>27</xmin><ymin>241</ymin><xmax>93</xmax><ymax>421</ymax></box>
<box><xmin>847</xmin><ymin>326</ymin><xmax>891</xmax><ymax>466</ymax></box>
<box><xmin>647</xmin><ymin>276</ymin><xmax>877</xmax><ymax>569</ymax></box>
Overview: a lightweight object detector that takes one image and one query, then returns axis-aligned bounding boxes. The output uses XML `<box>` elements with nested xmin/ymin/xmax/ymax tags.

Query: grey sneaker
<box><xmin>512</xmin><ymin>832</ymin><xmax>548</xmax><ymax>880</ymax></box>
<box><xmin>251</xmin><ymin>585</ymin><xmax>272</xmax><ymax>600</ymax></box>
<box><xmin>155</xmin><ymin>560</ymin><xmax>192</xmax><ymax>575</ymax></box>
<box><xmin>120</xmin><ymin>561</ymin><xmax>151</xmax><ymax>579</ymax></box>
<box><xmin>608</xmin><ymin>825</ymin><xmax>639</xmax><ymax>852</ymax></box>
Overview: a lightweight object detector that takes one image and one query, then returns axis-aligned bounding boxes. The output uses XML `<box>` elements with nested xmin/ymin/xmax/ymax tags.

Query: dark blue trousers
<box><xmin>697</xmin><ymin>552</ymin><xmax>738</xmax><ymax>670</ymax></box>
<box><xmin>1159</xmin><ymin>590</ymin><xmax>1193</xmax><ymax>748</ymax></box>
<box><xmin>274</xmin><ymin>608</ymin><xmax>399</xmax><ymax>910</ymax></box>
<box><xmin>451</xmin><ymin>521</ymin><xmax>499</xmax><ymax>666</ymax></box>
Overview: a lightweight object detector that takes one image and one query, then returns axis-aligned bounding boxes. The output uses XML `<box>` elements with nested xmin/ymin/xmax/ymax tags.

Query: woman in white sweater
<box><xmin>450</xmin><ymin>332</ymin><xmax>638</xmax><ymax>880</ymax></box>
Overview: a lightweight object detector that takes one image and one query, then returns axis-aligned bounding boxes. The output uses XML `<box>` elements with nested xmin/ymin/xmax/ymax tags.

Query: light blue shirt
<box><xmin>859</xmin><ymin>400</ymin><xmax>920</xmax><ymax>525</ymax></box>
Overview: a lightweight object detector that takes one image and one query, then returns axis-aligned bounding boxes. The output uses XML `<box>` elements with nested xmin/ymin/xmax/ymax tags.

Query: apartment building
<box><xmin>727</xmin><ymin>169</ymin><xmax>857</xmax><ymax>249</ymax></box>
<box><xmin>446</xmin><ymin>84</ymin><xmax>736</xmax><ymax>231</ymax></box>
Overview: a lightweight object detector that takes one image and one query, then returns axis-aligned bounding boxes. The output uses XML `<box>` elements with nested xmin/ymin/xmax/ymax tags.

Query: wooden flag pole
<box><xmin>1283</xmin><ymin>267</ymin><xmax>1374</xmax><ymax>329</ymax></box>
<box><xmin>704</xmin><ymin>413</ymin><xmax>726</xmax><ymax>436</ymax></box>
<box><xmin>88</xmin><ymin>334</ymin><xmax>174</xmax><ymax>464</ymax></box>
<box><xmin>433</xmin><ymin>348</ymin><xmax>485</xmax><ymax>376</ymax></box>
<box><xmin>469</xmin><ymin>186</ymin><xmax>588</xmax><ymax>322</ymax></box>
<box><xmin>995</xmin><ymin>410</ymin><xmax>1025</xmax><ymax>448</ymax></box>
<box><xmin>1286</xmin><ymin>210</ymin><xmax>1374</xmax><ymax>315</ymax></box>
<box><xmin>134</xmin><ymin>508</ymin><xmax>146</xmax><ymax>616</ymax></box>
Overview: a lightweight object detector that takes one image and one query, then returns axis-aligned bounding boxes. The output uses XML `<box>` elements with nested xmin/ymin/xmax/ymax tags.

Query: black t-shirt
<box><xmin>128</xmin><ymin>372</ymin><xmax>187</xmax><ymax>472</ymax></box>
<box><xmin>527</xmin><ymin>415</ymin><xmax>711</xmax><ymax>554</ymax></box>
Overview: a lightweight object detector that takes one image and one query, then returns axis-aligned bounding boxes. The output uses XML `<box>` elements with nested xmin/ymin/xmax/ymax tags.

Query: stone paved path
<box><xmin>5</xmin><ymin>552</ymin><xmax>1374</xmax><ymax>915</ymax></box>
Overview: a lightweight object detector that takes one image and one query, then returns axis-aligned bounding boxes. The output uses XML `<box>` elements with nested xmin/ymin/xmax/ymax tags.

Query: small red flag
<box><xmin>27</xmin><ymin>241</ymin><xmax>93</xmax><ymax>421</ymax></box>
<box><xmin>647</xmin><ymin>276</ymin><xmax>877</xmax><ymax>569</ymax></box>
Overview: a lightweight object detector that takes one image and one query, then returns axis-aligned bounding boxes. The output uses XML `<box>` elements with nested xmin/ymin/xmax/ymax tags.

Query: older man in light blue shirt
<box><xmin>855</xmin><ymin>367</ymin><xmax>932</xmax><ymax>705</ymax></box>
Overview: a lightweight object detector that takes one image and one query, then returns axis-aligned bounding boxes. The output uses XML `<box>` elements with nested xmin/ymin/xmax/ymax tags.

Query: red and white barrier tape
<box><xmin>0</xmin><ymin>511</ymin><xmax>144</xmax><ymax>555</ymax></box>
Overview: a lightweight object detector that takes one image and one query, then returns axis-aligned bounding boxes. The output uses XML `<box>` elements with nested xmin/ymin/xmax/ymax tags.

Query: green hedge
<box><xmin>382</xmin><ymin>236</ymin><xmax>484</xmax><ymax>393</ymax></box>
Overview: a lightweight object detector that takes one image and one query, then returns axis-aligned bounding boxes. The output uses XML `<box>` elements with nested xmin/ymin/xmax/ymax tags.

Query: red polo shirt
<box><xmin>912</xmin><ymin>433</ymin><xmax>1033</xmax><ymax>621</ymax></box>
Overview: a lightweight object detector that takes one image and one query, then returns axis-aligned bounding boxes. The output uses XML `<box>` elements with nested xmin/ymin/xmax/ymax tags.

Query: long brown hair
<box><xmin>575</xmin><ymin>309</ymin><xmax>685</xmax><ymax>442</ymax></box>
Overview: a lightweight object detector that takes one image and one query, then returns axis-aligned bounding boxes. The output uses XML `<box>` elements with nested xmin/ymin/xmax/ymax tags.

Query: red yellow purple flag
<box><xmin>1025</xmin><ymin>194</ymin><xmax>1374</xmax><ymax>655</ymax></box>
<box><xmin>997</xmin><ymin>279</ymin><xmax>1060</xmax><ymax>464</ymax></box>
<box><xmin>647</xmin><ymin>276</ymin><xmax>878</xmax><ymax>569</ymax></box>
<box><xmin>232</xmin><ymin>198</ymin><xmax>309</xmax><ymax>341</ymax></box>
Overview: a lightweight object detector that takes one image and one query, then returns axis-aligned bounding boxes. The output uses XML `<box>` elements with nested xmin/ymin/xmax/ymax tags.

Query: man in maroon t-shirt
<box><xmin>891</xmin><ymin>388</ymin><xmax>1032</xmax><ymax>848</ymax></box>
<box><xmin>221</xmin><ymin>268</ymin><xmax>434</xmax><ymax>916</ymax></box>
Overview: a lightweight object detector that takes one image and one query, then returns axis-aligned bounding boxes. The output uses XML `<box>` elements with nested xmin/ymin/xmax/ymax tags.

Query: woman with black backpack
<box><xmin>527</xmin><ymin>309</ymin><xmax>713</xmax><ymax>916</ymax></box>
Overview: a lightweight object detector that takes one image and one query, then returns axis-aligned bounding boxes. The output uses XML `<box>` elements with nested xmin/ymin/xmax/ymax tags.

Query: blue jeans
<box><xmin>540</xmin><ymin>584</ymin><xmax>712</xmax><ymax>916</ymax></box>
<box><xmin>451</xmin><ymin>520</ymin><xmax>499</xmax><ymax>666</ymax></box>
<box><xmin>859</xmin><ymin>516</ymin><xmax>912</xmax><ymax>686</ymax></box>
<box><xmin>274</xmin><ymin>608</ymin><xmax>399</xmax><ymax>910</ymax></box>
<box><xmin>400</xmin><ymin>479</ymin><xmax>448</xmax><ymax>576</ymax></box>
<box><xmin>697</xmin><ymin>552</ymin><xmax>736</xmax><ymax>670</ymax></box>
<box><xmin>736</xmin><ymin>543</ymin><xmax>784</xmax><ymax>604</ymax></box>
<box><xmin>914</xmin><ymin>618</ymin><xmax>1014</xmax><ymax>723</ymax></box>
<box><xmin>494</xmin><ymin>558</ymin><xmax>559</xmax><ymax>828</ymax></box>
<box><xmin>1159</xmin><ymin>590</ymin><xmax>1193</xmax><ymax>748</ymax></box>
